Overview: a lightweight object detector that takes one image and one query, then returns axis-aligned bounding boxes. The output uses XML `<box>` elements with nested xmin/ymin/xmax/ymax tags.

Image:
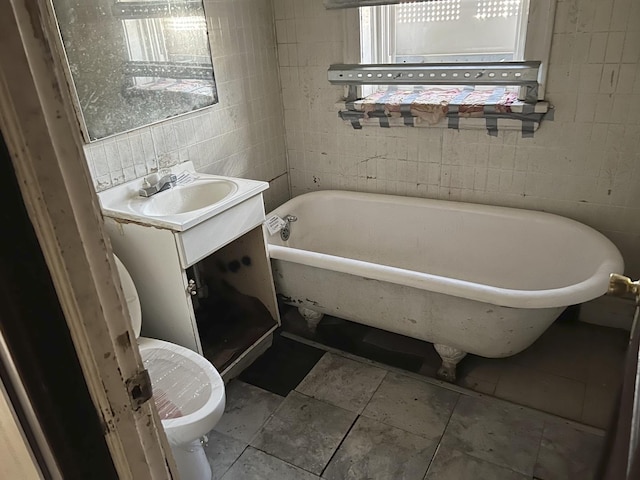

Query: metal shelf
<box><xmin>328</xmin><ymin>62</ymin><xmax>541</xmax><ymax>103</ymax></box>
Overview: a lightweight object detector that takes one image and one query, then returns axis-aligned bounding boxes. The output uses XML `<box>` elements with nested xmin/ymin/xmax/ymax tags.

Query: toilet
<box><xmin>114</xmin><ymin>255</ymin><xmax>225</xmax><ymax>480</ymax></box>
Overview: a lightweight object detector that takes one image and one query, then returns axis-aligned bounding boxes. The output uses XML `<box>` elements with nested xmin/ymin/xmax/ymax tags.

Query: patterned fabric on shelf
<box><xmin>339</xmin><ymin>86</ymin><xmax>550</xmax><ymax>136</ymax></box>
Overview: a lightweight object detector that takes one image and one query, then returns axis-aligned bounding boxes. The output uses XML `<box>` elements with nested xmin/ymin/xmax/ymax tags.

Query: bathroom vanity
<box><xmin>99</xmin><ymin>162</ymin><xmax>280</xmax><ymax>379</ymax></box>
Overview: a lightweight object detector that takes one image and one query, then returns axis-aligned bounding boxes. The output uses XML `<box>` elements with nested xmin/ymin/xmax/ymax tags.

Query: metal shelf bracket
<box><xmin>329</xmin><ymin>62</ymin><xmax>541</xmax><ymax>103</ymax></box>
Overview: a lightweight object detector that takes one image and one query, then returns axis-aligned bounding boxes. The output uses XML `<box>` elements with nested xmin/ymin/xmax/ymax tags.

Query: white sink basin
<box><xmin>138</xmin><ymin>180</ymin><xmax>237</xmax><ymax>216</ymax></box>
<box><xmin>98</xmin><ymin>162</ymin><xmax>269</xmax><ymax>231</ymax></box>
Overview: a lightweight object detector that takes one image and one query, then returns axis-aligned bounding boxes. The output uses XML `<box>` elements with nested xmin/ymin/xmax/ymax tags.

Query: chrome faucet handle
<box><xmin>138</xmin><ymin>173</ymin><xmax>176</xmax><ymax>197</ymax></box>
<box><xmin>159</xmin><ymin>172</ymin><xmax>177</xmax><ymax>185</ymax></box>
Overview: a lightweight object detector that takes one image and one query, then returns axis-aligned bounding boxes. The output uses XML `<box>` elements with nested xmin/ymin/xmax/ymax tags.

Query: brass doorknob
<box><xmin>608</xmin><ymin>273</ymin><xmax>640</xmax><ymax>297</ymax></box>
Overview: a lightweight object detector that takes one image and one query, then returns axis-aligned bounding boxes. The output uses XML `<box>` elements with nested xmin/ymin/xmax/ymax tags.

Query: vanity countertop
<box><xmin>98</xmin><ymin>162</ymin><xmax>268</xmax><ymax>231</ymax></box>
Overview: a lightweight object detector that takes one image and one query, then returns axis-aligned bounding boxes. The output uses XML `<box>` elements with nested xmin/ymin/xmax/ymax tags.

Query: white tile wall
<box><xmin>83</xmin><ymin>0</ymin><xmax>289</xmax><ymax>212</ymax></box>
<box><xmin>273</xmin><ymin>0</ymin><xmax>640</xmax><ymax>278</ymax></box>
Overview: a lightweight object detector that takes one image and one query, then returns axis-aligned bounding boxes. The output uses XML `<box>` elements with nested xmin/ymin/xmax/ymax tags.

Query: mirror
<box><xmin>51</xmin><ymin>0</ymin><xmax>218</xmax><ymax>141</ymax></box>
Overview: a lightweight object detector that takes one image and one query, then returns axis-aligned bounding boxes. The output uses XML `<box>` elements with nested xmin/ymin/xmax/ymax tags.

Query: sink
<box><xmin>98</xmin><ymin>162</ymin><xmax>269</xmax><ymax>231</ymax></box>
<box><xmin>138</xmin><ymin>180</ymin><xmax>237</xmax><ymax>216</ymax></box>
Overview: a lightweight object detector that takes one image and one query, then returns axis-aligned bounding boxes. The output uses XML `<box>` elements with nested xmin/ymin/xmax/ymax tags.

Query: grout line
<box><xmin>246</xmin><ymin>414</ymin><xmax>275</xmax><ymax>447</ymax></box>
<box><xmin>577</xmin><ymin>380</ymin><xmax>589</xmax><ymax>427</ymax></box>
<box><xmin>216</xmin><ymin>442</ymin><xmax>249</xmax><ymax>480</ymax></box>
<box><xmin>531</xmin><ymin>420</ymin><xmax>548</xmax><ymax>479</ymax></box>
<box><xmin>319</xmin><ymin>414</ymin><xmax>360</xmax><ymax>478</ymax></box>
<box><xmin>246</xmin><ymin>395</ymin><xmax>288</xmax><ymax>447</ymax></box>
<box><xmin>223</xmin><ymin>381</ymin><xmax>288</xmax><ymax>448</ymax></box>
<box><xmin>267</xmin><ymin>171</ymin><xmax>288</xmax><ymax>184</ymax></box>
<box><xmin>280</xmin><ymin>331</ymin><xmax>607</xmax><ymax>437</ymax></box>
<box><xmin>423</xmin><ymin>393</ymin><xmax>462</xmax><ymax>478</ymax></box>
<box><xmin>359</xmin><ymin>368</ymin><xmax>389</xmax><ymax>414</ymax></box>
<box><xmin>424</xmin><ymin>443</ymin><xmax>442</xmax><ymax>479</ymax></box>
<box><xmin>245</xmin><ymin>443</ymin><xmax>320</xmax><ymax>477</ymax></box>
<box><xmin>244</xmin><ymin>390</ymin><xmax>337</xmax><ymax>478</ymax></box>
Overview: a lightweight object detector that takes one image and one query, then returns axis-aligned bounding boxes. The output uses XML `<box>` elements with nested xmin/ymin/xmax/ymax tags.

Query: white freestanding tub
<box><xmin>267</xmin><ymin>191</ymin><xmax>624</xmax><ymax>380</ymax></box>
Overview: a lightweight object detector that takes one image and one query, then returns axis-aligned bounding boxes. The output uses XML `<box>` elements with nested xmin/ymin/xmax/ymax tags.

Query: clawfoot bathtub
<box><xmin>267</xmin><ymin>191</ymin><xmax>623</xmax><ymax>381</ymax></box>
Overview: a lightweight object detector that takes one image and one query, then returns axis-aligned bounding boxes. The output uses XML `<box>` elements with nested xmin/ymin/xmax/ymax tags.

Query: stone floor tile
<box><xmin>204</xmin><ymin>431</ymin><xmax>247</xmax><ymax>480</ymax></box>
<box><xmin>425</xmin><ymin>447</ymin><xmax>530</xmax><ymax>480</ymax></box>
<box><xmin>508</xmin><ymin>322</ymin><xmax>593</xmax><ymax>383</ymax></box>
<box><xmin>586</xmin><ymin>327</ymin><xmax>627</xmax><ymax>389</ymax></box>
<box><xmin>439</xmin><ymin>395</ymin><xmax>544</xmax><ymax>476</ymax></box>
<box><xmin>534</xmin><ymin>421</ymin><xmax>605</xmax><ymax>480</ymax></box>
<box><xmin>323</xmin><ymin>416</ymin><xmax>437</xmax><ymax>480</ymax></box>
<box><xmin>361</xmin><ymin>372</ymin><xmax>459</xmax><ymax>440</ymax></box>
<box><xmin>494</xmin><ymin>364</ymin><xmax>585</xmax><ymax>421</ymax></box>
<box><xmin>214</xmin><ymin>380</ymin><xmax>284</xmax><ymax>442</ymax></box>
<box><xmin>250</xmin><ymin>391</ymin><xmax>357</xmax><ymax>475</ymax></box>
<box><xmin>581</xmin><ymin>383</ymin><xmax>618</xmax><ymax>429</ymax></box>
<box><xmin>221</xmin><ymin>447</ymin><xmax>319</xmax><ymax>480</ymax></box>
<box><xmin>456</xmin><ymin>375</ymin><xmax>497</xmax><ymax>395</ymax></box>
<box><xmin>295</xmin><ymin>352</ymin><xmax>387</xmax><ymax>413</ymax></box>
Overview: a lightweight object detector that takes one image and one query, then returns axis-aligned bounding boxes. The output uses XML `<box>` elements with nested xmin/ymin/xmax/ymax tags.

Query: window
<box><xmin>358</xmin><ymin>0</ymin><xmax>554</xmax><ymax>99</ymax></box>
<box><xmin>329</xmin><ymin>0</ymin><xmax>555</xmax><ymax>132</ymax></box>
<box><xmin>362</xmin><ymin>0</ymin><xmax>528</xmax><ymax>64</ymax></box>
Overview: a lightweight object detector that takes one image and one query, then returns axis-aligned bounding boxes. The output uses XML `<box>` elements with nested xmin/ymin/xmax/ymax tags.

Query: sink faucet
<box><xmin>139</xmin><ymin>173</ymin><xmax>177</xmax><ymax>197</ymax></box>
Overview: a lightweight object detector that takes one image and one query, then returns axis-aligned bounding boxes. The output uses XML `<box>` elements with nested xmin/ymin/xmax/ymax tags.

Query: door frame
<box><xmin>0</xmin><ymin>1</ymin><xmax>177</xmax><ymax>477</ymax></box>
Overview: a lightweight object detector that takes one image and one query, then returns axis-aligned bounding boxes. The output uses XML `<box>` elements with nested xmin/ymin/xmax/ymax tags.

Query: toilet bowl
<box><xmin>114</xmin><ymin>255</ymin><xmax>225</xmax><ymax>480</ymax></box>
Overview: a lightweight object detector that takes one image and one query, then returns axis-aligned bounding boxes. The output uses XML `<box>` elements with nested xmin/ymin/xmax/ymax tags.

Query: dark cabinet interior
<box><xmin>187</xmin><ymin>226</ymin><xmax>278</xmax><ymax>371</ymax></box>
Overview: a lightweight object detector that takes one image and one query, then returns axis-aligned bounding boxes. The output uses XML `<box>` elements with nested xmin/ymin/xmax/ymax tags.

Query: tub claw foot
<box><xmin>434</xmin><ymin>344</ymin><xmax>467</xmax><ymax>382</ymax></box>
<box><xmin>298</xmin><ymin>307</ymin><xmax>324</xmax><ymax>332</ymax></box>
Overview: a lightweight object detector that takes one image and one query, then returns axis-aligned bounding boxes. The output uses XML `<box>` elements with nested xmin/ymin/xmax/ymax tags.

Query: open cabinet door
<box><xmin>0</xmin><ymin>1</ymin><xmax>177</xmax><ymax>478</ymax></box>
<box><xmin>600</xmin><ymin>274</ymin><xmax>640</xmax><ymax>479</ymax></box>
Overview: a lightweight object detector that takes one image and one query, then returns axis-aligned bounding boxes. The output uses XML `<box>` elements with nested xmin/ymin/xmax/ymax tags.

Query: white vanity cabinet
<box><xmin>102</xmin><ymin>176</ymin><xmax>280</xmax><ymax>380</ymax></box>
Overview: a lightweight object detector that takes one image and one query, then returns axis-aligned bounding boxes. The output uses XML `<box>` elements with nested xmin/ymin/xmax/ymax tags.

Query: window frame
<box><xmin>354</xmin><ymin>0</ymin><xmax>556</xmax><ymax>101</ymax></box>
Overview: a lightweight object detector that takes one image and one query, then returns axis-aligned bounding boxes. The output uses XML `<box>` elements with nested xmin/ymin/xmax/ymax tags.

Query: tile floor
<box><xmin>206</xmin><ymin>349</ymin><xmax>606</xmax><ymax>480</ymax></box>
<box><xmin>281</xmin><ymin>308</ymin><xmax>629</xmax><ymax>429</ymax></box>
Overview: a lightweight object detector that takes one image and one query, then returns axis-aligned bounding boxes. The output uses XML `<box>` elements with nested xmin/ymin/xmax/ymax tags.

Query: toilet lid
<box><xmin>113</xmin><ymin>255</ymin><xmax>142</xmax><ymax>338</ymax></box>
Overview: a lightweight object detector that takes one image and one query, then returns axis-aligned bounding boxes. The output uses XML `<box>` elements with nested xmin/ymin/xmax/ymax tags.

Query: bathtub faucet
<box><xmin>281</xmin><ymin>215</ymin><xmax>297</xmax><ymax>241</ymax></box>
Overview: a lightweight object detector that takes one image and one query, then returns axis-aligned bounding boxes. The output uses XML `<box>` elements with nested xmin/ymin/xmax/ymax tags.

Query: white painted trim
<box><xmin>344</xmin><ymin>8</ymin><xmax>360</xmax><ymax>63</ymax></box>
<box><xmin>0</xmin><ymin>1</ymin><xmax>177</xmax><ymax>478</ymax></box>
<box><xmin>524</xmin><ymin>0</ymin><xmax>557</xmax><ymax>100</ymax></box>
